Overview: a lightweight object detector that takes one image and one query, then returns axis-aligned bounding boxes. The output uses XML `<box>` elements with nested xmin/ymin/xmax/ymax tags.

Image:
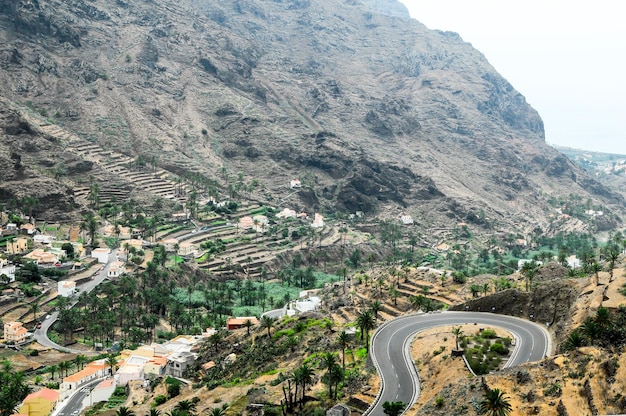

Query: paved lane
<box><xmin>365</xmin><ymin>311</ymin><xmax>551</xmax><ymax>415</ymax></box>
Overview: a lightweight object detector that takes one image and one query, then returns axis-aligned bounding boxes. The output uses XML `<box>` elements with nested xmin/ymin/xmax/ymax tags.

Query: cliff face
<box><xmin>0</xmin><ymin>0</ymin><xmax>622</xmax><ymax>230</ymax></box>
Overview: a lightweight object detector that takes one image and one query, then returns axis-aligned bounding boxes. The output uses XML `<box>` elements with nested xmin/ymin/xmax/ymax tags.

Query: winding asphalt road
<box><xmin>365</xmin><ymin>311</ymin><xmax>552</xmax><ymax>415</ymax></box>
<box><xmin>33</xmin><ymin>250</ymin><xmax>117</xmax><ymax>353</ymax></box>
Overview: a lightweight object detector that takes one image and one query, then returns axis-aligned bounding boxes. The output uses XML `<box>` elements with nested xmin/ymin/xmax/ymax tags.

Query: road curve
<box><xmin>365</xmin><ymin>311</ymin><xmax>551</xmax><ymax>415</ymax></box>
<box><xmin>34</xmin><ymin>250</ymin><xmax>118</xmax><ymax>354</ymax></box>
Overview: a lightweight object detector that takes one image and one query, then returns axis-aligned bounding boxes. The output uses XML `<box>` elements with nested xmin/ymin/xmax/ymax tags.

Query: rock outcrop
<box><xmin>0</xmin><ymin>0</ymin><xmax>622</xmax><ymax>230</ymax></box>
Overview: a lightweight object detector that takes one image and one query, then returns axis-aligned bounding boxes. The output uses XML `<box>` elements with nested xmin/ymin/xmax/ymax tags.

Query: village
<box><xmin>0</xmin><ymin>196</ymin><xmax>337</xmax><ymax>416</ymax></box>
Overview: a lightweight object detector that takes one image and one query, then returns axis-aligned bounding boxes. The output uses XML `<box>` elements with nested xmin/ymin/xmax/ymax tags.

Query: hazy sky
<box><xmin>401</xmin><ymin>1</ymin><xmax>626</xmax><ymax>155</ymax></box>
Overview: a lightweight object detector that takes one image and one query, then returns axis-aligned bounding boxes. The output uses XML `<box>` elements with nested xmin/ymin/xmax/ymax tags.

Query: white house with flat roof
<box><xmin>107</xmin><ymin>261</ymin><xmax>126</xmax><ymax>278</ymax></box>
<box><xmin>117</xmin><ymin>355</ymin><xmax>149</xmax><ymax>386</ymax></box>
<box><xmin>58</xmin><ymin>280</ymin><xmax>77</xmax><ymax>297</ymax></box>
<box><xmin>0</xmin><ymin>259</ymin><xmax>16</xmax><ymax>283</ymax></box>
<box><xmin>91</xmin><ymin>247</ymin><xmax>110</xmax><ymax>263</ymax></box>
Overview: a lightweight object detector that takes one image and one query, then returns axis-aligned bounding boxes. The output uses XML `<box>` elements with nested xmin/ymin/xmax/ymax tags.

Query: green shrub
<box><xmin>490</xmin><ymin>342</ymin><xmax>509</xmax><ymax>355</ymax></box>
<box><xmin>167</xmin><ymin>383</ymin><xmax>180</xmax><ymax>398</ymax></box>
<box><xmin>481</xmin><ymin>329</ymin><xmax>497</xmax><ymax>338</ymax></box>
<box><xmin>543</xmin><ymin>383</ymin><xmax>562</xmax><ymax>397</ymax></box>
<box><xmin>153</xmin><ymin>395</ymin><xmax>167</xmax><ymax>406</ymax></box>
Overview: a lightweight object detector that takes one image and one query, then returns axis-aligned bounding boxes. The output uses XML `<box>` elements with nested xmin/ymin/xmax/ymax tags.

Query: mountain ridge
<box><xmin>0</xmin><ymin>0</ymin><xmax>623</xmax><ymax>234</ymax></box>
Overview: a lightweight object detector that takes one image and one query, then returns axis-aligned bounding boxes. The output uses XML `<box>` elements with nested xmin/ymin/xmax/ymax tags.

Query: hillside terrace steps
<box><xmin>38</xmin><ymin>123</ymin><xmax>187</xmax><ymax>205</ymax></box>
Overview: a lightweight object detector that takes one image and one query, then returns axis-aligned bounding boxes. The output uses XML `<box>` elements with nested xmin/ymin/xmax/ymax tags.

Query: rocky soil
<box><xmin>0</xmin><ymin>0</ymin><xmax>623</xmax><ymax>233</ymax></box>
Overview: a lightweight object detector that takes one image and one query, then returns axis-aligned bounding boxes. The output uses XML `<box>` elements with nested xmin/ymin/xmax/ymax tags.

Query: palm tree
<box><xmin>147</xmin><ymin>409</ymin><xmax>161</xmax><ymax>416</ymax></box>
<box><xmin>482</xmin><ymin>282</ymin><xmax>491</xmax><ymax>297</ymax></box>
<box><xmin>80</xmin><ymin>212</ymin><xmax>98</xmax><ymax>247</ymax></box>
<box><xmin>47</xmin><ymin>364</ymin><xmax>59</xmax><ymax>381</ymax></box>
<box><xmin>293</xmin><ymin>363</ymin><xmax>314</xmax><ymax>407</ymax></box>
<box><xmin>589</xmin><ymin>261</ymin><xmax>602</xmax><ymax>285</ymax></box>
<box><xmin>319</xmin><ymin>352</ymin><xmax>342</xmax><ymax>399</ymax></box>
<box><xmin>105</xmin><ymin>354</ymin><xmax>118</xmax><ymax>375</ymax></box>
<box><xmin>243</xmin><ymin>318</ymin><xmax>254</xmax><ymax>335</ymax></box>
<box><xmin>452</xmin><ymin>326</ymin><xmax>464</xmax><ymax>350</ymax></box>
<box><xmin>74</xmin><ymin>354</ymin><xmax>88</xmax><ymax>371</ymax></box>
<box><xmin>58</xmin><ymin>361</ymin><xmax>72</xmax><ymax>377</ymax></box>
<box><xmin>260</xmin><ymin>315</ymin><xmax>277</xmax><ymax>338</ymax></box>
<box><xmin>595</xmin><ymin>307</ymin><xmax>611</xmax><ymax>329</ymax></box>
<box><xmin>383</xmin><ymin>401</ymin><xmax>406</xmax><ymax>416</ymax></box>
<box><xmin>410</xmin><ymin>294</ymin><xmax>426</xmax><ymax>311</ymax></box>
<box><xmin>607</xmin><ymin>248</ymin><xmax>619</xmax><ymax>282</ymax></box>
<box><xmin>337</xmin><ymin>330</ymin><xmax>350</xmax><ymax>369</ymax></box>
<box><xmin>207</xmin><ymin>407</ymin><xmax>227</xmax><ymax>416</ymax></box>
<box><xmin>0</xmin><ymin>360</ymin><xmax>31</xmax><ymax>416</ymax></box>
<box><xmin>173</xmin><ymin>400</ymin><xmax>197</xmax><ymax>416</ymax></box>
<box><xmin>479</xmin><ymin>388</ymin><xmax>512</xmax><ymax>416</ymax></box>
<box><xmin>520</xmin><ymin>261</ymin><xmax>537</xmax><ymax>292</ymax></box>
<box><xmin>563</xmin><ymin>330</ymin><xmax>586</xmax><ymax>351</ymax></box>
<box><xmin>370</xmin><ymin>300</ymin><xmax>382</xmax><ymax>321</ymax></box>
<box><xmin>30</xmin><ymin>302</ymin><xmax>41</xmax><ymax>322</ymax></box>
<box><xmin>116</xmin><ymin>407</ymin><xmax>136</xmax><ymax>416</ymax></box>
<box><xmin>356</xmin><ymin>309</ymin><xmax>376</xmax><ymax>352</ymax></box>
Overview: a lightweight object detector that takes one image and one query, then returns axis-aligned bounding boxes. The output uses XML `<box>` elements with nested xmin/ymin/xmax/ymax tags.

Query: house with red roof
<box><xmin>17</xmin><ymin>388</ymin><xmax>59</xmax><ymax>416</ymax></box>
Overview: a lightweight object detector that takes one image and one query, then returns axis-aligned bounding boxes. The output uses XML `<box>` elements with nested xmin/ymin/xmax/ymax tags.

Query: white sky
<box><xmin>401</xmin><ymin>1</ymin><xmax>626</xmax><ymax>155</ymax></box>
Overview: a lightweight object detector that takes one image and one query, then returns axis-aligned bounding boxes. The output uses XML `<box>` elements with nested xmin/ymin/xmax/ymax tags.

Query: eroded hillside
<box><xmin>0</xmin><ymin>0</ymin><xmax>623</xmax><ymax>234</ymax></box>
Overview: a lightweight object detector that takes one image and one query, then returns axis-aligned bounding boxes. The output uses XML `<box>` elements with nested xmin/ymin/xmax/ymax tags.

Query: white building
<box><xmin>83</xmin><ymin>378</ymin><xmax>116</xmax><ymax>406</ymax></box>
<box><xmin>311</xmin><ymin>213</ymin><xmax>324</xmax><ymax>229</ymax></box>
<box><xmin>517</xmin><ymin>259</ymin><xmax>542</xmax><ymax>271</ymax></box>
<box><xmin>117</xmin><ymin>355</ymin><xmax>149</xmax><ymax>386</ymax></box>
<box><xmin>276</xmin><ymin>208</ymin><xmax>297</xmax><ymax>219</ymax></box>
<box><xmin>91</xmin><ymin>247</ymin><xmax>110</xmax><ymax>263</ymax></box>
<box><xmin>0</xmin><ymin>259</ymin><xmax>16</xmax><ymax>283</ymax></box>
<box><xmin>400</xmin><ymin>215</ymin><xmax>414</xmax><ymax>226</ymax></box>
<box><xmin>61</xmin><ymin>359</ymin><xmax>109</xmax><ymax>398</ymax></box>
<box><xmin>57</xmin><ymin>280</ymin><xmax>77</xmax><ymax>297</ymax></box>
<box><xmin>165</xmin><ymin>351</ymin><xmax>197</xmax><ymax>378</ymax></box>
<box><xmin>33</xmin><ymin>234</ymin><xmax>54</xmax><ymax>244</ymax></box>
<box><xmin>107</xmin><ymin>261</ymin><xmax>126</xmax><ymax>278</ymax></box>
<box><xmin>290</xmin><ymin>179</ymin><xmax>301</xmax><ymax>189</ymax></box>
<box><xmin>295</xmin><ymin>296</ymin><xmax>321</xmax><ymax>313</ymax></box>
<box><xmin>567</xmin><ymin>255</ymin><xmax>581</xmax><ymax>269</ymax></box>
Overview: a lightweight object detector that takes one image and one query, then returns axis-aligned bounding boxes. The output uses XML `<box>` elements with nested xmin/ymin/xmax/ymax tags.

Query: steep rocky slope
<box><xmin>0</xmin><ymin>0</ymin><xmax>623</xmax><ymax>231</ymax></box>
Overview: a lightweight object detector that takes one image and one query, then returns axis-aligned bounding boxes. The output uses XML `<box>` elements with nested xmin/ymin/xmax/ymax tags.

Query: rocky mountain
<box><xmin>0</xmin><ymin>0</ymin><xmax>623</xmax><ymax>232</ymax></box>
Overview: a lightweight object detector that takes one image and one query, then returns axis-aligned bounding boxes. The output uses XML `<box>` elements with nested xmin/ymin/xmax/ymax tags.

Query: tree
<box><xmin>0</xmin><ymin>360</ymin><xmax>31</xmax><ymax>416</ymax></box>
<box><xmin>292</xmin><ymin>363</ymin><xmax>314</xmax><ymax>407</ymax></box>
<box><xmin>482</xmin><ymin>282</ymin><xmax>491</xmax><ymax>297</ymax></box>
<box><xmin>319</xmin><ymin>352</ymin><xmax>343</xmax><ymax>399</ymax></box>
<box><xmin>207</xmin><ymin>406</ymin><xmax>228</xmax><ymax>416</ymax></box>
<box><xmin>80</xmin><ymin>212</ymin><xmax>99</xmax><ymax>247</ymax></box>
<box><xmin>370</xmin><ymin>300</ymin><xmax>382</xmax><ymax>321</ymax></box>
<box><xmin>520</xmin><ymin>261</ymin><xmax>537</xmax><ymax>292</ymax></box>
<box><xmin>105</xmin><ymin>354</ymin><xmax>119</xmax><ymax>375</ymax></box>
<box><xmin>389</xmin><ymin>287</ymin><xmax>399</xmax><ymax>306</ymax></box>
<box><xmin>174</xmin><ymin>400</ymin><xmax>197</xmax><ymax>416</ymax></box>
<box><xmin>356</xmin><ymin>309</ymin><xmax>376</xmax><ymax>352</ymax></box>
<box><xmin>30</xmin><ymin>302</ymin><xmax>41</xmax><ymax>322</ymax></box>
<box><xmin>243</xmin><ymin>319</ymin><xmax>254</xmax><ymax>336</ymax></box>
<box><xmin>58</xmin><ymin>360</ymin><xmax>72</xmax><ymax>377</ymax></box>
<box><xmin>452</xmin><ymin>326</ymin><xmax>464</xmax><ymax>350</ymax></box>
<box><xmin>382</xmin><ymin>401</ymin><xmax>406</xmax><ymax>416</ymax></box>
<box><xmin>563</xmin><ymin>330</ymin><xmax>586</xmax><ymax>351</ymax></box>
<box><xmin>607</xmin><ymin>247</ymin><xmax>619</xmax><ymax>282</ymax></box>
<box><xmin>348</xmin><ymin>249</ymin><xmax>362</xmax><ymax>269</ymax></box>
<box><xmin>74</xmin><ymin>354</ymin><xmax>88</xmax><ymax>371</ymax></box>
<box><xmin>337</xmin><ymin>330</ymin><xmax>350</xmax><ymax>369</ymax></box>
<box><xmin>116</xmin><ymin>407</ymin><xmax>136</xmax><ymax>416</ymax></box>
<box><xmin>410</xmin><ymin>294</ymin><xmax>426</xmax><ymax>311</ymax></box>
<box><xmin>47</xmin><ymin>364</ymin><xmax>59</xmax><ymax>380</ymax></box>
<box><xmin>62</xmin><ymin>242</ymin><xmax>75</xmax><ymax>259</ymax></box>
<box><xmin>479</xmin><ymin>388</ymin><xmax>512</xmax><ymax>416</ymax></box>
<box><xmin>470</xmin><ymin>284</ymin><xmax>482</xmax><ymax>297</ymax></box>
<box><xmin>260</xmin><ymin>315</ymin><xmax>277</xmax><ymax>338</ymax></box>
